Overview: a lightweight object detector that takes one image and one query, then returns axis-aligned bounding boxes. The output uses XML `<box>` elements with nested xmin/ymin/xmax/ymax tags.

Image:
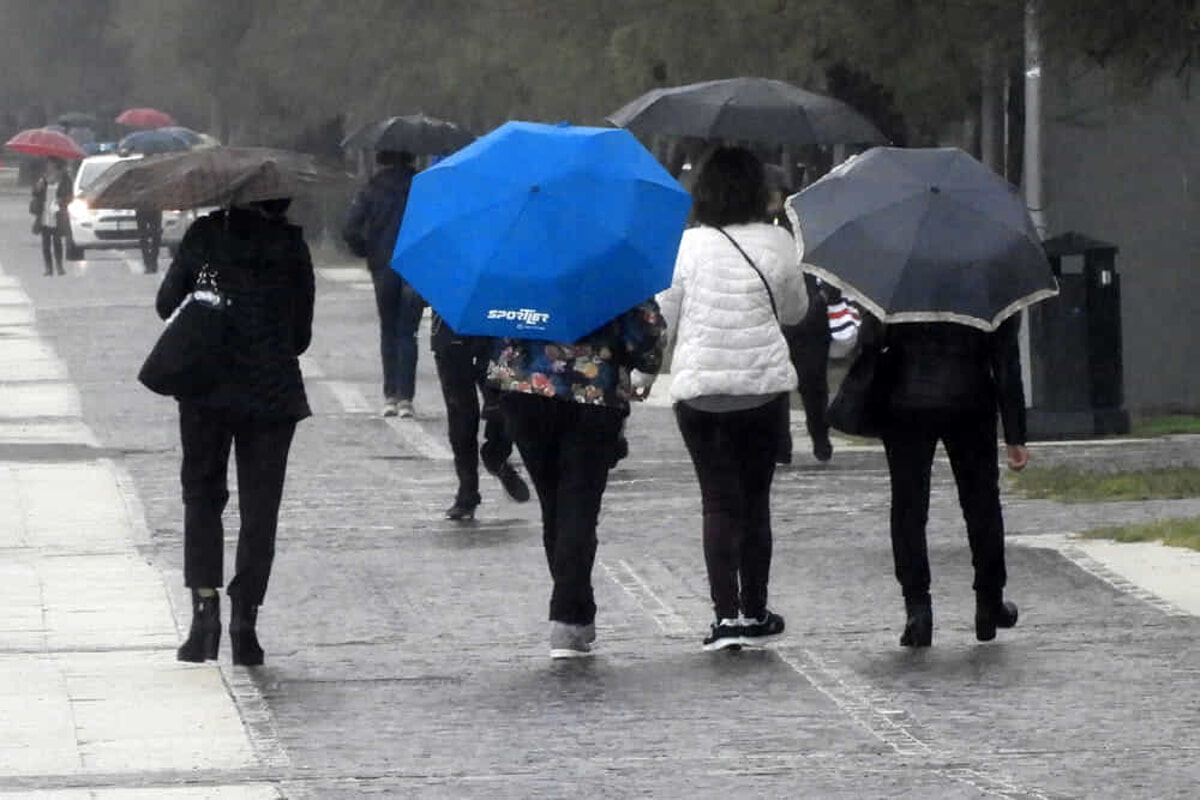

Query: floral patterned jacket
<box><xmin>487</xmin><ymin>300</ymin><xmax>666</xmax><ymax>410</ymax></box>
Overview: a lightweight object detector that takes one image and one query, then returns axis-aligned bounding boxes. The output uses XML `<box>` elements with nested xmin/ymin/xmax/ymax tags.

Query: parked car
<box><xmin>66</xmin><ymin>153</ymin><xmax>191</xmax><ymax>261</ymax></box>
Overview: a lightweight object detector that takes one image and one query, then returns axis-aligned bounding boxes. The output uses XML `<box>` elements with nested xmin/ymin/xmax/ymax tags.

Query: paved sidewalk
<box><xmin>0</xmin><ymin>270</ymin><xmax>280</xmax><ymax>798</ymax></box>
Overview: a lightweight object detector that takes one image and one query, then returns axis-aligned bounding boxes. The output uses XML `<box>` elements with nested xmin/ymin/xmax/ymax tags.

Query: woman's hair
<box><xmin>691</xmin><ymin>146</ymin><xmax>768</xmax><ymax>227</ymax></box>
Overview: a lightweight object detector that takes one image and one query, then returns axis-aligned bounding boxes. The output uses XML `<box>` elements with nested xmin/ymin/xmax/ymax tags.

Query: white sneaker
<box><xmin>395</xmin><ymin>399</ymin><xmax>414</xmax><ymax>418</ymax></box>
<box><xmin>381</xmin><ymin>400</ymin><xmax>399</xmax><ymax>417</ymax></box>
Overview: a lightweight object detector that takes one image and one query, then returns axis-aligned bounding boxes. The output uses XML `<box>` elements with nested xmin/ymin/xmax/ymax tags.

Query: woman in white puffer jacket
<box><xmin>652</xmin><ymin>147</ymin><xmax>807</xmax><ymax>651</ymax></box>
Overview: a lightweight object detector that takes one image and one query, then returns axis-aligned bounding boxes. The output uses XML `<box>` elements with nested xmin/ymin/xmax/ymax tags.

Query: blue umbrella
<box><xmin>391</xmin><ymin>121</ymin><xmax>692</xmax><ymax>342</ymax></box>
<box><xmin>118</xmin><ymin>128</ymin><xmax>194</xmax><ymax>156</ymax></box>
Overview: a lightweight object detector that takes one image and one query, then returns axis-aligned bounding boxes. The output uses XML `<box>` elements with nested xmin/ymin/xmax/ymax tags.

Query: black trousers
<box><xmin>675</xmin><ymin>395</ymin><xmax>785</xmax><ymax>621</ymax></box>
<box><xmin>434</xmin><ymin>339</ymin><xmax>512</xmax><ymax>506</ymax></box>
<box><xmin>882</xmin><ymin>409</ymin><xmax>1007</xmax><ymax>602</ymax></box>
<box><xmin>501</xmin><ymin>393</ymin><xmax>623</xmax><ymax>626</ymax></box>
<box><xmin>784</xmin><ymin>321</ymin><xmax>831</xmax><ymax>449</ymax></box>
<box><xmin>179</xmin><ymin>404</ymin><xmax>298</xmax><ymax>606</ymax></box>
<box><xmin>136</xmin><ymin>210</ymin><xmax>162</xmax><ymax>273</ymax></box>
<box><xmin>40</xmin><ymin>229</ymin><xmax>63</xmax><ymax>273</ymax></box>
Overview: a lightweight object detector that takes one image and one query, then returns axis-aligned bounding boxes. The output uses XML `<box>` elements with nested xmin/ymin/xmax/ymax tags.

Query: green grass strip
<box><xmin>1080</xmin><ymin>517</ymin><xmax>1200</xmax><ymax>551</ymax></box>
<box><xmin>1010</xmin><ymin>467</ymin><xmax>1200</xmax><ymax>502</ymax></box>
<box><xmin>1131</xmin><ymin>415</ymin><xmax>1200</xmax><ymax>437</ymax></box>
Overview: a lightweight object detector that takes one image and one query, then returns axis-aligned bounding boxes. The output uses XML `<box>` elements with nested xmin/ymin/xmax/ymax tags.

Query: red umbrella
<box><xmin>115</xmin><ymin>107</ymin><xmax>177</xmax><ymax>129</ymax></box>
<box><xmin>3</xmin><ymin>128</ymin><xmax>87</xmax><ymax>160</ymax></box>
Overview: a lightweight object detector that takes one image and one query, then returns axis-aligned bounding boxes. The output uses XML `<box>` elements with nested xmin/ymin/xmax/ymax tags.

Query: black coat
<box><xmin>30</xmin><ymin>173</ymin><xmax>73</xmax><ymax>235</ymax></box>
<box><xmin>873</xmin><ymin>316</ymin><xmax>1027</xmax><ymax>445</ymax></box>
<box><xmin>341</xmin><ymin>164</ymin><xmax>415</xmax><ymax>273</ymax></box>
<box><xmin>156</xmin><ymin>208</ymin><xmax>315</xmax><ymax>421</ymax></box>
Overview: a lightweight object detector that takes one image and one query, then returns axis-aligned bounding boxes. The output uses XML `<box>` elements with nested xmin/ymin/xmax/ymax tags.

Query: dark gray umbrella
<box><xmin>786</xmin><ymin>147</ymin><xmax>1058</xmax><ymax>331</ymax></box>
<box><xmin>340</xmin><ymin>114</ymin><xmax>474</xmax><ymax>155</ymax></box>
<box><xmin>607</xmin><ymin>77</ymin><xmax>886</xmax><ymax>147</ymax></box>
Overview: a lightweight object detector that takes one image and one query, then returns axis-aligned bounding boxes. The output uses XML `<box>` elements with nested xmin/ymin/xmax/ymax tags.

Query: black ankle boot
<box><xmin>975</xmin><ymin>593</ymin><xmax>1019</xmax><ymax>642</ymax></box>
<box><xmin>177</xmin><ymin>590</ymin><xmax>221</xmax><ymax>662</ymax></box>
<box><xmin>900</xmin><ymin>595</ymin><xmax>933</xmax><ymax>648</ymax></box>
<box><xmin>230</xmin><ymin>598</ymin><xmax>264</xmax><ymax>666</ymax></box>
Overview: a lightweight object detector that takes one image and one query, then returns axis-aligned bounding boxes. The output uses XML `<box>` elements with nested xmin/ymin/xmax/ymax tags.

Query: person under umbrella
<box><xmin>635</xmin><ymin>147</ymin><xmax>807</xmax><ymax>651</ymax></box>
<box><xmin>341</xmin><ymin>149</ymin><xmax>426</xmax><ymax>418</ymax></box>
<box><xmin>159</xmin><ymin>196</ymin><xmax>315</xmax><ymax>666</ymax></box>
<box><xmin>29</xmin><ymin>158</ymin><xmax>73</xmax><ymax>276</ymax></box>
<box><xmin>787</xmin><ymin>147</ymin><xmax>1056</xmax><ymax>646</ymax></box>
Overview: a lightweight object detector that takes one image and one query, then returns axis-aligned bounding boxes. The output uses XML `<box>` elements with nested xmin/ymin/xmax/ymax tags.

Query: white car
<box><xmin>66</xmin><ymin>154</ymin><xmax>191</xmax><ymax>261</ymax></box>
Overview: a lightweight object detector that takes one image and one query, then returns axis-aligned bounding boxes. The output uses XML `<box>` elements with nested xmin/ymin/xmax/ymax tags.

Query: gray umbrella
<box><xmin>340</xmin><ymin>114</ymin><xmax>474</xmax><ymax>155</ymax></box>
<box><xmin>786</xmin><ymin>147</ymin><xmax>1059</xmax><ymax>331</ymax></box>
<box><xmin>607</xmin><ymin>77</ymin><xmax>886</xmax><ymax>147</ymax></box>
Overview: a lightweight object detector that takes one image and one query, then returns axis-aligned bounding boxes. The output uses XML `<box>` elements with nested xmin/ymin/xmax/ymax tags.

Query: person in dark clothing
<box><xmin>136</xmin><ymin>207</ymin><xmax>163</xmax><ymax>274</ymax></box>
<box><xmin>30</xmin><ymin>158</ymin><xmax>72</xmax><ymax>276</ymax></box>
<box><xmin>871</xmin><ymin>315</ymin><xmax>1029</xmax><ymax>648</ymax></box>
<box><xmin>489</xmin><ymin>301</ymin><xmax>666</xmax><ymax>659</ymax></box>
<box><xmin>781</xmin><ymin>275</ymin><xmax>834</xmax><ymax>463</ymax></box>
<box><xmin>431</xmin><ymin>312</ymin><xmax>530</xmax><ymax>520</ymax></box>
<box><xmin>342</xmin><ymin>149</ymin><xmax>426</xmax><ymax>418</ymax></box>
<box><xmin>156</xmin><ymin>199</ymin><xmax>315</xmax><ymax>667</ymax></box>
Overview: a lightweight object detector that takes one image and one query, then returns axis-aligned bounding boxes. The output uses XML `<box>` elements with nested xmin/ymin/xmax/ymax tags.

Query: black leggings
<box><xmin>676</xmin><ymin>395</ymin><xmax>786</xmax><ymax>620</ymax></box>
<box><xmin>41</xmin><ymin>230</ymin><xmax>63</xmax><ymax>273</ymax></box>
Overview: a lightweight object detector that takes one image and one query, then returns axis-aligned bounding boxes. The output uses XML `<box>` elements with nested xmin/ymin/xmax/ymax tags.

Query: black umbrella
<box><xmin>607</xmin><ymin>77</ymin><xmax>886</xmax><ymax>147</ymax></box>
<box><xmin>786</xmin><ymin>147</ymin><xmax>1058</xmax><ymax>331</ymax></box>
<box><xmin>340</xmin><ymin>114</ymin><xmax>474</xmax><ymax>155</ymax></box>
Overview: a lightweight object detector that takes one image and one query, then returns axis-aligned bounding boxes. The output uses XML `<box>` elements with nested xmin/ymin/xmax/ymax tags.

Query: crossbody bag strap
<box><xmin>714</xmin><ymin>226</ymin><xmax>778</xmax><ymax>321</ymax></box>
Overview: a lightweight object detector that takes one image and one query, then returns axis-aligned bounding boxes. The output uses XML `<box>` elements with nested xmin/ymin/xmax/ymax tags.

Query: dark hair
<box><xmin>250</xmin><ymin>197</ymin><xmax>292</xmax><ymax>217</ymax></box>
<box><xmin>376</xmin><ymin>149</ymin><xmax>415</xmax><ymax>168</ymax></box>
<box><xmin>691</xmin><ymin>147</ymin><xmax>768</xmax><ymax>227</ymax></box>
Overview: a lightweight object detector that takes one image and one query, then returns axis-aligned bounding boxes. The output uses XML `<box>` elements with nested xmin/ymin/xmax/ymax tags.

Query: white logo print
<box><xmin>487</xmin><ymin>308</ymin><xmax>551</xmax><ymax>330</ymax></box>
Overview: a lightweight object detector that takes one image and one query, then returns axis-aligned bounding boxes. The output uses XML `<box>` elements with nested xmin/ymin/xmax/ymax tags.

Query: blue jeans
<box><xmin>371</xmin><ymin>268</ymin><xmax>426</xmax><ymax>401</ymax></box>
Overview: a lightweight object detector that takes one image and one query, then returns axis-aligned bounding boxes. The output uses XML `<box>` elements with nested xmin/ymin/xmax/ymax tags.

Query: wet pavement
<box><xmin>0</xmin><ymin>187</ymin><xmax>1197</xmax><ymax>799</ymax></box>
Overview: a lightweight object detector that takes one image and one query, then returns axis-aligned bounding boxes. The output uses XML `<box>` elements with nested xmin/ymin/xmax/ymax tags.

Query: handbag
<box><xmin>827</xmin><ymin>342</ymin><xmax>887</xmax><ymax>438</ymax></box>
<box><xmin>138</xmin><ymin>261</ymin><xmax>230</xmax><ymax>398</ymax></box>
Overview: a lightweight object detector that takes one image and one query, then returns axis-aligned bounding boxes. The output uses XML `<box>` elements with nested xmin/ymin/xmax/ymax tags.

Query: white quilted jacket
<box><xmin>657</xmin><ymin>223</ymin><xmax>807</xmax><ymax>402</ymax></box>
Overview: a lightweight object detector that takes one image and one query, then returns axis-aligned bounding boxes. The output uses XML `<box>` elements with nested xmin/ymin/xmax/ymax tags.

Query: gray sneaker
<box><xmin>549</xmin><ymin>621</ymin><xmax>594</xmax><ymax>659</ymax></box>
<box><xmin>395</xmin><ymin>399</ymin><xmax>414</xmax><ymax>418</ymax></box>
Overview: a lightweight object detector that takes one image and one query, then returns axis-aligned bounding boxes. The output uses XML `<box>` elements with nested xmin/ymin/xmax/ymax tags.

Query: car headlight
<box><xmin>68</xmin><ymin>198</ymin><xmax>89</xmax><ymax>217</ymax></box>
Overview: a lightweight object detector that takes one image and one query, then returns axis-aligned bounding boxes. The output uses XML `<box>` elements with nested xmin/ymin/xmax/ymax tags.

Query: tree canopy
<box><xmin>1</xmin><ymin>0</ymin><xmax>1195</xmax><ymax>152</ymax></box>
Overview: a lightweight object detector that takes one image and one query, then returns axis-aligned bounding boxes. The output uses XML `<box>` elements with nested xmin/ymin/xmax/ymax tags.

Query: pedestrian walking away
<box><xmin>136</xmin><ymin>206</ymin><xmax>164</xmax><ymax>274</ymax></box>
<box><xmin>431</xmin><ymin>311</ymin><xmax>530</xmax><ymax>520</ymax></box>
<box><xmin>156</xmin><ymin>198</ymin><xmax>315</xmax><ymax>667</ymax></box>
<box><xmin>342</xmin><ymin>148</ymin><xmax>426</xmax><ymax>417</ymax></box>
<box><xmin>639</xmin><ymin>147</ymin><xmax>807</xmax><ymax>652</ymax></box>
<box><xmin>30</xmin><ymin>157</ymin><xmax>72</xmax><ymax>276</ymax></box>
<box><xmin>870</xmin><ymin>314</ymin><xmax>1029</xmax><ymax>647</ymax></box>
<box><xmin>489</xmin><ymin>301</ymin><xmax>666</xmax><ymax>659</ymax></box>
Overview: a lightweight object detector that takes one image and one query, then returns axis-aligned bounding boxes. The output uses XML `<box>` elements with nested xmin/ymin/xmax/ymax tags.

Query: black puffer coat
<box><xmin>156</xmin><ymin>207</ymin><xmax>315</xmax><ymax>421</ymax></box>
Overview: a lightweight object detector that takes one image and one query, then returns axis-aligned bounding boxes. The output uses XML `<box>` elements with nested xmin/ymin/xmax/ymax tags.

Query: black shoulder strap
<box><xmin>714</xmin><ymin>226</ymin><xmax>778</xmax><ymax>321</ymax></box>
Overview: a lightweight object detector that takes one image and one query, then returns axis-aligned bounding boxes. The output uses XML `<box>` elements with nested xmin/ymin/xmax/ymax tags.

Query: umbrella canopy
<box><xmin>115</xmin><ymin>107</ymin><xmax>177</xmax><ymax>129</ymax></box>
<box><xmin>118</xmin><ymin>128</ymin><xmax>195</xmax><ymax>156</ymax></box>
<box><xmin>608</xmin><ymin>77</ymin><xmax>887</xmax><ymax>147</ymax></box>
<box><xmin>3</xmin><ymin>128</ymin><xmax>86</xmax><ymax>160</ymax></box>
<box><xmin>81</xmin><ymin>146</ymin><xmax>340</xmax><ymax>211</ymax></box>
<box><xmin>786</xmin><ymin>147</ymin><xmax>1059</xmax><ymax>331</ymax></box>
<box><xmin>341</xmin><ymin>113</ymin><xmax>474</xmax><ymax>155</ymax></box>
<box><xmin>392</xmin><ymin>121</ymin><xmax>692</xmax><ymax>342</ymax></box>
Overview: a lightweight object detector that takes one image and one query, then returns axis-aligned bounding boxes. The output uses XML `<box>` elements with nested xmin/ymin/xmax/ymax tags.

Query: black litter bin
<box><xmin>1027</xmin><ymin>232</ymin><xmax>1131</xmax><ymax>438</ymax></box>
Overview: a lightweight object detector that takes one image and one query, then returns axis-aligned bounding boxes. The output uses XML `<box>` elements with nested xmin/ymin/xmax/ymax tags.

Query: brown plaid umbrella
<box><xmin>80</xmin><ymin>146</ymin><xmax>345</xmax><ymax>210</ymax></box>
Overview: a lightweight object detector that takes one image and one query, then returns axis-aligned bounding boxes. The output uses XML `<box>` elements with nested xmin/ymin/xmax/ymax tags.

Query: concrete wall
<box><xmin>1042</xmin><ymin>65</ymin><xmax>1200</xmax><ymax>412</ymax></box>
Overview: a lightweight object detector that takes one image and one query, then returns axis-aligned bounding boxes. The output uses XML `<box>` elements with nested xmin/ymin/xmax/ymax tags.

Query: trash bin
<box><xmin>1027</xmin><ymin>232</ymin><xmax>1131</xmax><ymax>438</ymax></box>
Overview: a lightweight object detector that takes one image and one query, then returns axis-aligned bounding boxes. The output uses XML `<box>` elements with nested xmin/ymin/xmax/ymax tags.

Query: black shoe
<box><xmin>975</xmin><ymin>596</ymin><xmax>1018</xmax><ymax>642</ymax></box>
<box><xmin>702</xmin><ymin>617</ymin><xmax>744</xmax><ymax>651</ymax></box>
<box><xmin>900</xmin><ymin>597</ymin><xmax>933</xmax><ymax>648</ymax></box>
<box><xmin>610</xmin><ymin>435</ymin><xmax>630</xmax><ymax>469</ymax></box>
<box><xmin>495</xmin><ymin>463</ymin><xmax>530</xmax><ymax>503</ymax></box>
<box><xmin>43</xmin><ymin>267</ymin><xmax>53</xmax><ymax>276</ymax></box>
<box><xmin>177</xmin><ymin>590</ymin><xmax>221</xmax><ymax>662</ymax></box>
<box><xmin>55</xmin><ymin>265</ymin><xmax>65</xmax><ymax>275</ymax></box>
<box><xmin>445</xmin><ymin>501</ymin><xmax>477</xmax><ymax>521</ymax></box>
<box><xmin>813</xmin><ymin>434</ymin><xmax>833</xmax><ymax>463</ymax></box>
<box><xmin>741</xmin><ymin>610</ymin><xmax>785</xmax><ymax>645</ymax></box>
<box><xmin>230</xmin><ymin>598</ymin><xmax>264</xmax><ymax>666</ymax></box>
